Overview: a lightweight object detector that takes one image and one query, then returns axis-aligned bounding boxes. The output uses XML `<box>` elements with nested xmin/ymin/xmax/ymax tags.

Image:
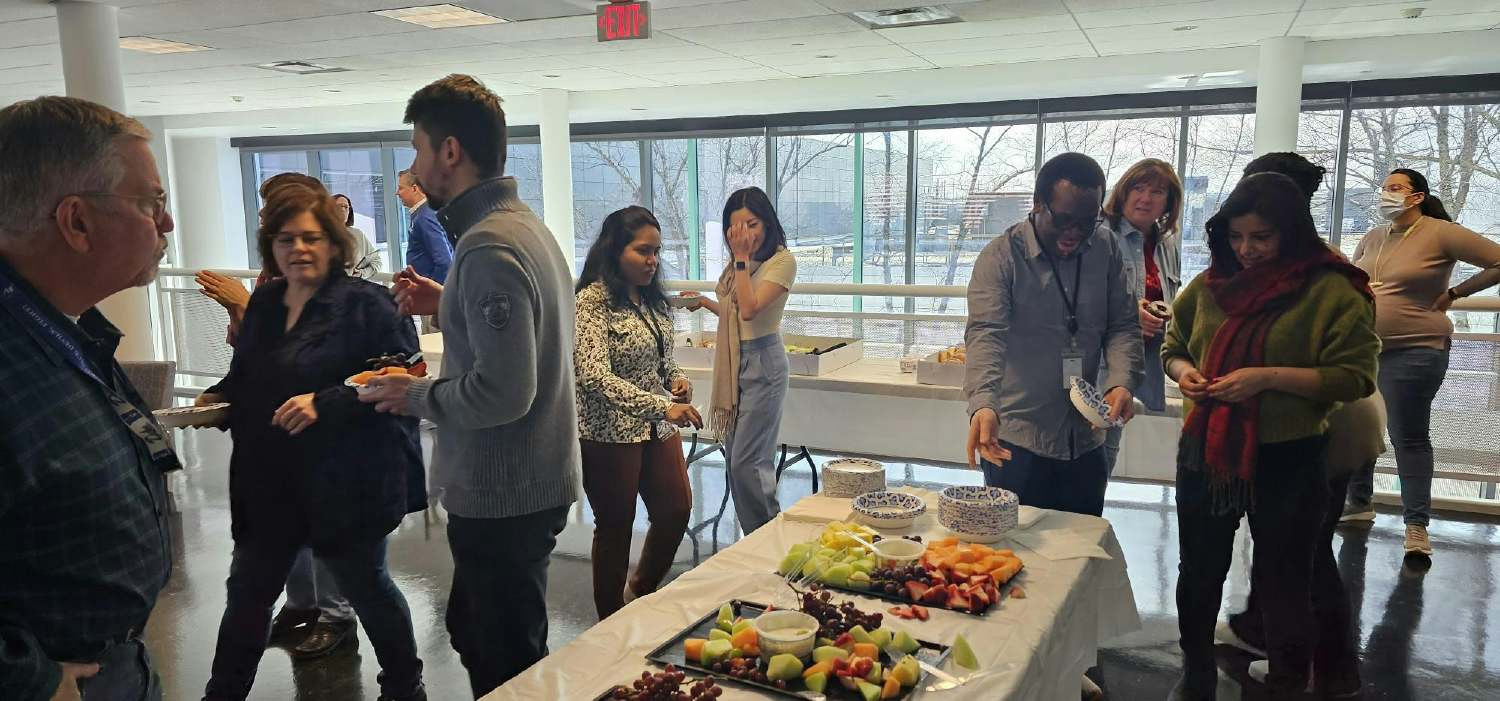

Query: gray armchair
<box><xmin>119</xmin><ymin>360</ymin><xmax>176</xmax><ymax>411</ymax></box>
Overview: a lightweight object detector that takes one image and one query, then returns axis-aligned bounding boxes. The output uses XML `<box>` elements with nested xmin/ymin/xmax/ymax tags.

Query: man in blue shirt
<box><xmin>397</xmin><ymin>169</ymin><xmax>453</xmax><ymax>283</ymax></box>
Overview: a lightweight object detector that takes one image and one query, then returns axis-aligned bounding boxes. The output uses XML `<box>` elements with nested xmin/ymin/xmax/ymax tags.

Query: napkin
<box><xmin>782</xmin><ymin>494</ymin><xmax>853</xmax><ymax>524</ymax></box>
<box><xmin>1008</xmin><ymin>528</ymin><xmax>1112</xmax><ymax>561</ymax></box>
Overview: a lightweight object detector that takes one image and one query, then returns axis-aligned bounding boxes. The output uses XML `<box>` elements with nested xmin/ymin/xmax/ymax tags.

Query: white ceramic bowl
<box><xmin>851</xmin><ymin>491</ymin><xmax>926</xmax><ymax>530</ymax></box>
<box><xmin>821</xmin><ymin>458</ymin><xmax>887</xmax><ymax>498</ymax></box>
<box><xmin>752</xmin><ymin>610</ymin><xmax>818</xmax><ymax>661</ymax></box>
<box><xmin>938</xmin><ymin>486</ymin><xmax>1020</xmax><ymax>543</ymax></box>
<box><xmin>868</xmin><ymin>537</ymin><xmax>925</xmax><ymax>569</ymax></box>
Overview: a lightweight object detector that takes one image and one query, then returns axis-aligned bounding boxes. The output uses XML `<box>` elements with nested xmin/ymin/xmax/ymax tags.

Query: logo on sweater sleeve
<box><xmin>478</xmin><ymin>292</ymin><xmax>512</xmax><ymax>330</ymax></box>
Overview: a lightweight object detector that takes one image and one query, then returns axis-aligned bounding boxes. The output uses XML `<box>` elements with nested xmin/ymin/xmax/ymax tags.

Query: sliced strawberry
<box><xmin>919</xmin><ymin>585</ymin><xmax>949</xmax><ymax>606</ymax></box>
<box><xmin>911</xmin><ymin>605</ymin><xmax>930</xmax><ymax>621</ymax></box>
<box><xmin>984</xmin><ymin>583</ymin><xmax>1001</xmax><ymax>602</ymax></box>
<box><xmin>834</xmin><ymin>632</ymin><xmax>856</xmax><ymax>651</ymax></box>
<box><xmin>904</xmin><ymin>581</ymin><xmax>930</xmax><ymax>602</ymax></box>
<box><xmin>887</xmin><ymin>606</ymin><xmax>913</xmax><ymax>619</ymax></box>
<box><xmin>971</xmin><ymin>587</ymin><xmax>992</xmax><ymax>608</ymax></box>
<box><xmin>947</xmin><ymin>585</ymin><xmax>972</xmax><ymax>612</ymax></box>
<box><xmin>969</xmin><ymin>575</ymin><xmax>991</xmax><ymax>588</ymax></box>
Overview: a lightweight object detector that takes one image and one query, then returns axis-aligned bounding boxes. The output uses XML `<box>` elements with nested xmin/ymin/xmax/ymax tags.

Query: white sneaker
<box><xmin>1247</xmin><ymin>660</ymin><xmax>1313</xmax><ymax>693</ymax></box>
<box><xmin>1404</xmin><ymin>524</ymin><xmax>1433</xmax><ymax>556</ymax></box>
<box><xmin>1214</xmin><ymin>620</ymin><xmax>1266</xmax><ymax>658</ymax></box>
<box><xmin>1339</xmin><ymin>504</ymin><xmax>1376</xmax><ymax>523</ymax></box>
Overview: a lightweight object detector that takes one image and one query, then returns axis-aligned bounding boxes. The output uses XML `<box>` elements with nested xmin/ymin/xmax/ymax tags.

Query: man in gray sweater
<box><xmin>361</xmin><ymin>74</ymin><xmax>581</xmax><ymax>699</ymax></box>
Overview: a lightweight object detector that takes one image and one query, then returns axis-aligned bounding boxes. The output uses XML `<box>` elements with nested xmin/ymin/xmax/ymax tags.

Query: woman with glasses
<box><xmin>198</xmin><ymin>183</ymin><xmax>427</xmax><ymax>701</ymax></box>
<box><xmin>1345</xmin><ymin>168</ymin><xmax>1500</xmax><ymax>557</ymax></box>
<box><xmin>574</xmin><ymin>206</ymin><xmax>701</xmax><ymax>619</ymax></box>
<box><xmin>333</xmin><ymin>192</ymin><xmax>382</xmax><ymax>279</ymax></box>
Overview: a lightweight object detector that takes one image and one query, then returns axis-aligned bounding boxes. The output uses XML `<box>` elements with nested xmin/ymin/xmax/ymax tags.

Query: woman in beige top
<box><xmin>1347</xmin><ymin>168</ymin><xmax>1500</xmax><ymax>557</ymax></box>
<box><xmin>681</xmin><ymin>187</ymin><xmax>796</xmax><ymax>534</ymax></box>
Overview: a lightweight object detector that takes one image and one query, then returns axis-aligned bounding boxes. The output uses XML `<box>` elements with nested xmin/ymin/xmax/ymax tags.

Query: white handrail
<box><xmin>160</xmin><ymin>266</ymin><xmax>1500</xmax><ymax>312</ymax></box>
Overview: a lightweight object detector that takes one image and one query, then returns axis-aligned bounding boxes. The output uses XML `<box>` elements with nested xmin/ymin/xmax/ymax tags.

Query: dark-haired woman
<box><xmin>200</xmin><ymin>184</ymin><xmax>426</xmax><ymax>701</ymax></box>
<box><xmin>1163</xmin><ymin>173</ymin><xmax>1378</xmax><ymax>699</ymax></box>
<box><xmin>575</xmin><ymin>206</ymin><xmax>701</xmax><ymax>619</ymax></box>
<box><xmin>333</xmin><ymin>192</ymin><xmax>382</xmax><ymax>279</ymax></box>
<box><xmin>1345</xmin><ymin>168</ymin><xmax>1500</xmax><ymax>556</ymax></box>
<box><xmin>682</xmin><ymin>187</ymin><xmax>796</xmax><ymax>534</ymax></box>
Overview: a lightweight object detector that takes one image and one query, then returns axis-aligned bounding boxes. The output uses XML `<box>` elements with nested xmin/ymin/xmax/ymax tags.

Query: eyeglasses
<box><xmin>75</xmin><ymin>191</ymin><xmax>170</xmax><ymax>223</ymax></box>
<box><xmin>273</xmin><ymin>231</ymin><xmax>328</xmax><ymax>248</ymax></box>
<box><xmin>1041</xmin><ymin>201</ymin><xmax>1097</xmax><ymax>234</ymax></box>
<box><xmin>1382</xmin><ymin>184</ymin><xmax>1415</xmax><ymax>194</ymax></box>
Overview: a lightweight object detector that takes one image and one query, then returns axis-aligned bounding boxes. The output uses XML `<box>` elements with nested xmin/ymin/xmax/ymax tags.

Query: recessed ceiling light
<box><xmin>1173</xmin><ymin>24</ymin><xmax>1198</xmax><ymax>31</ymax></box>
<box><xmin>631</xmin><ymin>107</ymin><xmax>647</xmax><ymax>111</ymax></box>
<box><xmin>849</xmin><ymin>6</ymin><xmax>960</xmax><ymax>29</ymax></box>
<box><xmin>255</xmin><ymin>60</ymin><xmax>347</xmax><ymax>75</ymax></box>
<box><xmin>120</xmin><ymin>36</ymin><xmax>213</xmax><ymax>54</ymax></box>
<box><xmin>373</xmin><ymin>4</ymin><xmax>508</xmax><ymax>28</ymax></box>
<box><xmin>791</xmin><ymin>42</ymin><xmax>806</xmax><ymax>47</ymax></box>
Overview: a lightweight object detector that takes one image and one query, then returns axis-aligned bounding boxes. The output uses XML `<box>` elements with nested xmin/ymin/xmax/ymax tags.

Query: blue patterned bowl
<box><xmin>851</xmin><ymin>491</ymin><xmax>926</xmax><ymax>529</ymax></box>
<box><xmin>821</xmin><ymin>458</ymin><xmax>887</xmax><ymax>498</ymax></box>
<box><xmin>938</xmin><ymin>486</ymin><xmax>1019</xmax><ymax>542</ymax></box>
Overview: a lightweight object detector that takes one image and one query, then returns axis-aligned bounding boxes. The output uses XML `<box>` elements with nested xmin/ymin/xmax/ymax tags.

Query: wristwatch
<box><xmin>1448</xmin><ymin>287</ymin><xmax>1462</xmax><ymax>301</ymax></box>
<box><xmin>735</xmin><ymin>260</ymin><xmax>747</xmax><ymax>271</ymax></box>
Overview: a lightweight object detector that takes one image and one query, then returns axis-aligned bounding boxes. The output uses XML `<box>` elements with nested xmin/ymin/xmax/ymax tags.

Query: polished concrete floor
<box><xmin>145</xmin><ymin>427</ymin><xmax>1500</xmax><ymax>700</ymax></box>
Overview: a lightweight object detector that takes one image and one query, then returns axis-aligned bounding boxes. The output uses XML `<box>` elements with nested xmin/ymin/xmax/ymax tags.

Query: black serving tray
<box><xmin>774</xmin><ymin>575</ymin><xmax>1014</xmax><ymax>618</ymax></box>
<box><xmin>642</xmin><ymin>599</ymin><xmax>951</xmax><ymax>700</ymax></box>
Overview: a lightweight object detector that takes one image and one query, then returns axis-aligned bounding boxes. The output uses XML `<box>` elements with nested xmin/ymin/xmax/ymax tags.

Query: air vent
<box><xmin>848</xmin><ymin>6</ymin><xmax>960</xmax><ymax>29</ymax></box>
<box><xmin>254</xmin><ymin>60</ymin><xmax>348</xmax><ymax>75</ymax></box>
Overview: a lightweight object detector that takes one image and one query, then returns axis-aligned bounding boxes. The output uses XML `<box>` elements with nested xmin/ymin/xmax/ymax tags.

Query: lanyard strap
<box><xmin>629</xmin><ymin>301</ymin><xmax>670</xmax><ymax>387</ymax></box>
<box><xmin>1035</xmin><ymin>229</ymin><xmax>1084</xmax><ymax>339</ymax></box>
<box><xmin>0</xmin><ymin>269</ymin><xmax>179</xmax><ymax>467</ymax></box>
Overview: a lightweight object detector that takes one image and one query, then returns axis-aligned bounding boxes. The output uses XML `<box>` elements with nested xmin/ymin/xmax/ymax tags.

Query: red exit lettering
<box><xmin>597</xmin><ymin>1</ymin><xmax>651</xmax><ymax>42</ymax></box>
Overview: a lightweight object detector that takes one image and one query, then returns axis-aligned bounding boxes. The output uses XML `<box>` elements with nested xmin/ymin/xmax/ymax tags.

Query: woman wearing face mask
<box><xmin>1345</xmin><ymin>168</ymin><xmax>1500</xmax><ymax>556</ymax></box>
<box><xmin>199</xmin><ymin>184</ymin><xmax>427</xmax><ymax>701</ymax></box>
<box><xmin>1099</xmin><ymin>158</ymin><xmax>1184</xmax><ymax>473</ymax></box>
<box><xmin>574</xmin><ymin>206</ymin><xmax>701</xmax><ymax>619</ymax></box>
<box><xmin>1163</xmin><ymin>173</ymin><xmax>1378</xmax><ymax>700</ymax></box>
<box><xmin>679</xmin><ymin>187</ymin><xmax>796</xmax><ymax>535</ymax></box>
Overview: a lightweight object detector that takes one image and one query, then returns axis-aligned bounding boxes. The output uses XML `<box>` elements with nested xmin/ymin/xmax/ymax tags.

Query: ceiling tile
<box><xmin>651</xmin><ymin>0</ymin><xmax>832</xmax><ymax>30</ymax></box>
<box><xmin>1088</xmin><ymin>12</ymin><xmax>1297</xmax><ymax>53</ymax></box>
<box><xmin>448</xmin><ymin>14</ymin><xmax>598</xmax><ymax>42</ymax></box>
<box><xmin>0</xmin><ymin>17</ymin><xmax>58</xmax><ymax>50</ymax></box>
<box><xmin>924</xmin><ymin>43</ymin><xmax>1096</xmax><ymax>68</ymax></box>
<box><xmin>116</xmin><ymin>0</ymin><xmax>351</xmax><ymax>35</ymax></box>
<box><xmin>211</xmin><ymin>12</ymin><xmax>422</xmax><ymax>45</ymax></box>
<box><xmin>751</xmin><ymin>42</ymin><xmax>918</xmax><ymax>67</ymax></box>
<box><xmin>779</xmin><ymin>55</ymin><xmax>933</xmax><ymax>78</ymax></box>
<box><xmin>714</xmin><ymin>30</ymin><xmax>895</xmax><ymax>57</ymax></box>
<box><xmin>612</xmin><ymin>56</ymin><xmax>772</xmax><ymax>76</ymax></box>
<box><xmin>0</xmin><ymin>43</ymin><xmax>60</xmax><ymax>70</ymax></box>
<box><xmin>902</xmin><ymin>29</ymin><xmax>1090</xmax><ymax>57</ymax></box>
<box><xmin>648</xmin><ymin>66</ymin><xmax>795</xmax><ymax>85</ymax></box>
<box><xmin>817</xmin><ymin>0</ymin><xmax>989</xmax><ymax>10</ymax></box>
<box><xmin>1292</xmin><ymin>6</ymin><xmax>1500</xmax><ymax>38</ymax></box>
<box><xmin>877</xmin><ymin>14</ymin><xmax>1077</xmax><ymax>43</ymax></box>
<box><xmin>663</xmin><ymin>14</ymin><xmax>868</xmax><ymax>44</ymax></box>
<box><xmin>946</xmin><ymin>0</ymin><xmax>1071</xmax><ymax>22</ymax></box>
<box><xmin>567</xmin><ymin>44</ymin><xmax>733</xmax><ymax>68</ymax></box>
<box><xmin>1072</xmin><ymin>0</ymin><xmax>1301</xmax><ymax>29</ymax></box>
<box><xmin>506</xmin><ymin>67</ymin><xmax>663</xmax><ymax>90</ymax></box>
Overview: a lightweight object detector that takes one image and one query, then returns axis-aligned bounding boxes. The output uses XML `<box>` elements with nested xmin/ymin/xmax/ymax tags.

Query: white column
<box><xmin>56</xmin><ymin>1</ymin><xmax>157</xmax><ymax>361</ymax></box>
<box><xmin>537</xmin><ymin>89</ymin><xmax>575</xmax><ymax>262</ymax></box>
<box><xmin>1253</xmin><ymin>36</ymin><xmax>1306</xmax><ymax>156</ymax></box>
<box><xmin>172</xmin><ymin>137</ymin><xmax>249</xmax><ymax>269</ymax></box>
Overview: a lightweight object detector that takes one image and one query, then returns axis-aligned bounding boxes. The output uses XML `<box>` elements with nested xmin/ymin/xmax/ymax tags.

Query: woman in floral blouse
<box><xmin>575</xmin><ymin>205</ymin><xmax>702</xmax><ymax>619</ymax></box>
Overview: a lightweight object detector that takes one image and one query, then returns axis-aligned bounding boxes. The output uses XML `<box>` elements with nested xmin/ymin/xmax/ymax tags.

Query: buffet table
<box><xmin>418</xmin><ymin>333</ymin><xmax>1184</xmax><ymax>482</ymax></box>
<box><xmin>486</xmin><ymin>489</ymin><xmax>1140</xmax><ymax>700</ymax></box>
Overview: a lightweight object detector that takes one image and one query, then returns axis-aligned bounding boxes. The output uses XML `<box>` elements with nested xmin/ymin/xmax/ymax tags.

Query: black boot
<box><xmin>267</xmin><ymin>606</ymin><xmax>319</xmax><ymax>647</ymax></box>
<box><xmin>289</xmin><ymin>619</ymin><xmax>357</xmax><ymax>660</ymax></box>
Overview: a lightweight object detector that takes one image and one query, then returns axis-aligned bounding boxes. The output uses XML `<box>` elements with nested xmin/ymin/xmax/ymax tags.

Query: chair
<box><xmin>119</xmin><ymin>360</ymin><xmax>176</xmax><ymax>411</ymax></box>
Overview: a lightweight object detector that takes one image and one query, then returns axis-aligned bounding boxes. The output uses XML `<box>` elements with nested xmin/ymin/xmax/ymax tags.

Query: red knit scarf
<box><xmin>1179</xmin><ymin>249</ymin><xmax>1370</xmax><ymax>513</ymax></box>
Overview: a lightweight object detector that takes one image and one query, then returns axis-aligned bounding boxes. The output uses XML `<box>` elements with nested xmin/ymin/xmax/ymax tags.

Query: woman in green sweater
<box><xmin>1163</xmin><ymin>173</ymin><xmax>1379</xmax><ymax>700</ymax></box>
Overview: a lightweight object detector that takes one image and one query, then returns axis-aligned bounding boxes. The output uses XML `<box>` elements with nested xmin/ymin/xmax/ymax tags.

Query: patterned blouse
<box><xmin>574</xmin><ymin>280</ymin><xmax>689</xmax><ymax>443</ymax></box>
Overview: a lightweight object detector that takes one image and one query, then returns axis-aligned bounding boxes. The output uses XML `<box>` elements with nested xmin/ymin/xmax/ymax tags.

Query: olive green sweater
<box><xmin>1162</xmin><ymin>270</ymin><xmax>1380</xmax><ymax>443</ymax></box>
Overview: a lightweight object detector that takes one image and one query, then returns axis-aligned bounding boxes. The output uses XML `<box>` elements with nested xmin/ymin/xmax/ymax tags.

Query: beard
<box><xmin>129</xmin><ymin>241</ymin><xmax>167</xmax><ymax>287</ymax></box>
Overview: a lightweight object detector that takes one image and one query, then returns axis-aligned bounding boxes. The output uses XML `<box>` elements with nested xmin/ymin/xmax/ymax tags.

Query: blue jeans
<box><xmin>1348</xmin><ymin>347</ymin><xmax>1448</xmax><ymax>526</ymax></box>
<box><xmin>725</xmin><ymin>334</ymin><xmax>790</xmax><ymax>535</ymax></box>
<box><xmin>981</xmin><ymin>441</ymin><xmax>1108</xmax><ymax>517</ymax></box>
<box><xmin>77</xmin><ymin>639</ymin><xmax>161</xmax><ymax>701</ymax></box>
<box><xmin>204</xmin><ymin>537</ymin><xmax>422</xmax><ymax>700</ymax></box>
<box><xmin>284</xmin><ymin>547</ymin><xmax>355</xmax><ymax>623</ymax></box>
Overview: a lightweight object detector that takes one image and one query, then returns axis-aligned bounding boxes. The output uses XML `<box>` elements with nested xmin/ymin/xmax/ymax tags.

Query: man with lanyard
<box><xmin>964</xmin><ymin>152</ymin><xmax>1143</xmax><ymax>518</ymax></box>
<box><xmin>0</xmin><ymin>97</ymin><xmax>178</xmax><ymax>701</ymax></box>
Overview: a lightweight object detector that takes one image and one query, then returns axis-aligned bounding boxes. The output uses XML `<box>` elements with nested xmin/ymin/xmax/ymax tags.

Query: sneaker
<box><xmin>290</xmin><ymin>620</ymin><xmax>357</xmax><ymax>660</ymax></box>
<box><xmin>1404</xmin><ymin>524</ymin><xmax>1433</xmax><ymax>556</ymax></box>
<box><xmin>267</xmin><ymin>606</ymin><xmax>319</xmax><ymax>647</ymax></box>
<box><xmin>1214</xmin><ymin>620</ymin><xmax>1266</xmax><ymax>658</ymax></box>
<box><xmin>1339</xmin><ymin>504</ymin><xmax>1376</xmax><ymax>524</ymax></box>
<box><xmin>1247</xmin><ymin>660</ymin><xmax>1313</xmax><ymax>693</ymax></box>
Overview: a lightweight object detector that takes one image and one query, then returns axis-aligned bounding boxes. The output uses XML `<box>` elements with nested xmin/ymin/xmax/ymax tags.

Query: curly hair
<box><xmin>256</xmin><ymin>183</ymin><xmax>356</xmax><ymax>278</ymax></box>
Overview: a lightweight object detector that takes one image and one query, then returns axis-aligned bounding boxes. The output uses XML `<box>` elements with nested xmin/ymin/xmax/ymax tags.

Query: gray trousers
<box><xmin>724</xmin><ymin>334</ymin><xmax>789</xmax><ymax>535</ymax></box>
<box><xmin>285</xmin><ymin>547</ymin><xmax>355</xmax><ymax>623</ymax></box>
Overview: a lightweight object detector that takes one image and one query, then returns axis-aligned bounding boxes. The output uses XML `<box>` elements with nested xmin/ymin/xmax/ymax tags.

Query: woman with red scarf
<box><xmin>1162</xmin><ymin>173</ymin><xmax>1378</xmax><ymax>700</ymax></box>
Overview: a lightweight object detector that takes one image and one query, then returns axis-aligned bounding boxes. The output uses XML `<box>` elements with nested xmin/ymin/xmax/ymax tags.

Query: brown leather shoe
<box><xmin>268</xmin><ymin>606</ymin><xmax>319</xmax><ymax>647</ymax></box>
<box><xmin>290</xmin><ymin>620</ymin><xmax>357</xmax><ymax>660</ymax></box>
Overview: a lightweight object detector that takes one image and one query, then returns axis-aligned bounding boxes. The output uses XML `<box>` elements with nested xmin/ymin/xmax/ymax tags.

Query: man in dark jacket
<box><xmin>0</xmin><ymin>96</ymin><xmax>176</xmax><ymax>701</ymax></box>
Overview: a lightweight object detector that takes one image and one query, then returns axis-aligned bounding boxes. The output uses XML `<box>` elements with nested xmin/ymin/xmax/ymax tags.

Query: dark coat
<box><xmin>217</xmin><ymin>272</ymin><xmax>424</xmax><ymax>550</ymax></box>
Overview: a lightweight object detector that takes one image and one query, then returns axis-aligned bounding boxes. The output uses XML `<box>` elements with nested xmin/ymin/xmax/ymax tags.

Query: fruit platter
<box><xmin>598</xmin><ymin>665</ymin><xmax>723</xmax><ymax>700</ymax></box>
<box><xmin>345</xmin><ymin>352</ymin><xmax>427</xmax><ymax>392</ymax></box>
<box><xmin>647</xmin><ymin>598</ymin><xmax>954</xmax><ymax>700</ymax></box>
<box><xmin>775</xmin><ymin>523</ymin><xmax>1025</xmax><ymax>617</ymax></box>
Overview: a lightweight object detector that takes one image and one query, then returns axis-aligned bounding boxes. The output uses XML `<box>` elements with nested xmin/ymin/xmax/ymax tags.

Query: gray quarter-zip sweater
<box><xmin>405</xmin><ymin>177</ymin><xmax>581</xmax><ymax>518</ymax></box>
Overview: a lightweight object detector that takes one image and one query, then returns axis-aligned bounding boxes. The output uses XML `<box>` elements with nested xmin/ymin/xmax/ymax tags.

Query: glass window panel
<box><xmin>507</xmin><ymin>142</ymin><xmax>546</xmax><ymax>218</ymax></box>
<box><xmin>1295</xmin><ymin>110</ymin><xmax>1343</xmax><ymax>244</ymax></box>
<box><xmin>572</xmin><ymin>140</ymin><xmax>644</xmax><ymax>272</ymax></box>
<box><xmin>697</xmin><ymin>136</ymin><xmax>766</xmax><ymax>280</ymax></box>
<box><xmin>251</xmin><ymin>151</ymin><xmax>308</xmax><ymax>211</ymax></box>
<box><xmin>650</xmin><ymin>139</ymin><xmax>695</xmax><ymax>281</ymax></box>
<box><xmin>1181</xmin><ymin>113</ymin><xmax>1257</xmax><ymax>282</ymax></box>
<box><xmin>318</xmin><ymin>148</ymin><xmax>391</xmax><ymax>272</ymax></box>
<box><xmin>774</xmin><ymin>133</ymin><xmax>857</xmax><ymax>311</ymax></box>
<box><xmin>915</xmin><ymin>124</ymin><xmax>1039</xmax><ymax>314</ymax></box>
<box><xmin>862</xmin><ymin>131</ymin><xmax>909</xmax><ymax>313</ymax></box>
<box><xmin>1043</xmin><ymin>116</ymin><xmax>1180</xmax><ymax>187</ymax></box>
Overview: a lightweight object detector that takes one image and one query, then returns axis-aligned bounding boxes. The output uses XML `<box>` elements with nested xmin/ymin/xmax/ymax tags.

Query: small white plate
<box><xmin>668</xmin><ymin>295</ymin><xmax>700</xmax><ymax>309</ymax></box>
<box><xmin>153</xmin><ymin>403</ymin><xmax>228</xmax><ymax>429</ymax></box>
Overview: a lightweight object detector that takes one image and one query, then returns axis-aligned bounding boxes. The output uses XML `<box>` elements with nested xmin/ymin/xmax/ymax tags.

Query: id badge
<box><xmin>1061</xmin><ymin>350</ymin><xmax>1084</xmax><ymax>389</ymax></box>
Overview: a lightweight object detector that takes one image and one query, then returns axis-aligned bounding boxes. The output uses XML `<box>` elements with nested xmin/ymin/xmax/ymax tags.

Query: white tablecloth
<box><xmin>487</xmin><ymin>492</ymin><xmax>1141</xmax><ymax>701</ymax></box>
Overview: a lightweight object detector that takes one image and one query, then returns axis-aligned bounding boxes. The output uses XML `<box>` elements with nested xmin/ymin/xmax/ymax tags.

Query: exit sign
<box><xmin>597</xmin><ymin>1</ymin><xmax>651</xmax><ymax>42</ymax></box>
